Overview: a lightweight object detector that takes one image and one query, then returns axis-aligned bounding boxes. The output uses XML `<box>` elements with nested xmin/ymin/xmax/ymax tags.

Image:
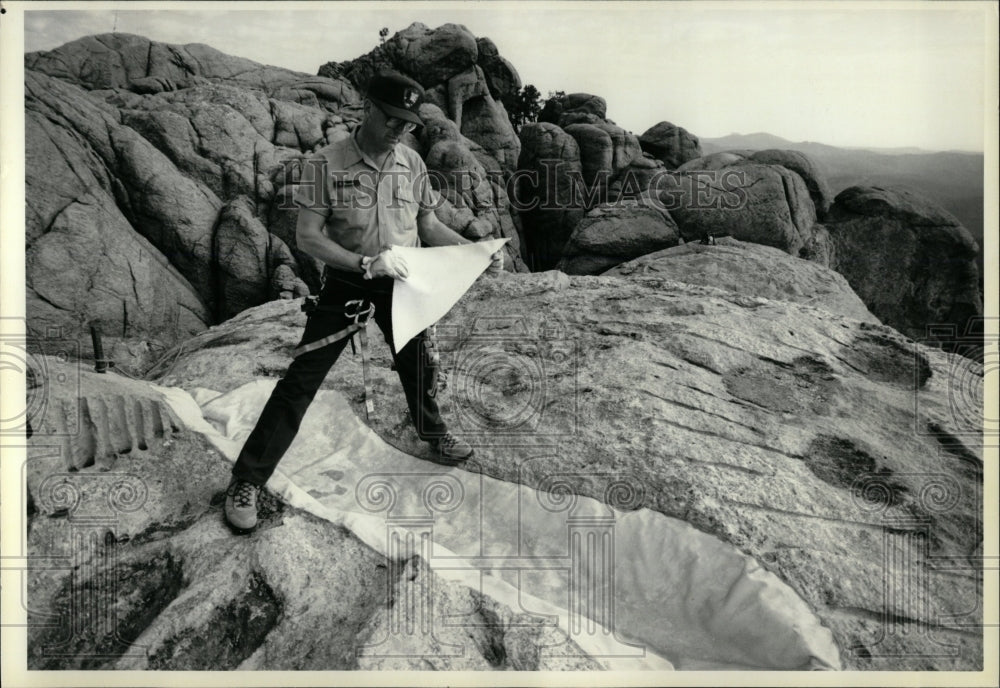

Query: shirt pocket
<box><xmin>392</xmin><ymin>176</ymin><xmax>420</xmax><ymax>225</ymax></box>
<box><xmin>327</xmin><ymin>174</ymin><xmax>375</xmax><ymax>238</ymax></box>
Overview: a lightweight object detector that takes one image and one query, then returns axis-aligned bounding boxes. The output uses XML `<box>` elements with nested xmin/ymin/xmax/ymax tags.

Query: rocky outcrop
<box><xmin>26</xmin><ymin>69</ymin><xmax>214</xmax><ymax>361</ymax></box>
<box><xmin>321</xmin><ymin>23</ymin><xmax>521</xmax><ymax>174</ymax></box>
<box><xmin>24</xmin><ymin>33</ymin><xmax>364</xmax><ymax>364</ymax></box>
<box><xmin>516</xmin><ymin>93</ymin><xmax>662</xmax><ymax>269</ymax></box>
<box><xmin>25</xmin><ymin>358</ymin><xmax>599</xmax><ymax>671</ymax></box>
<box><xmin>607</xmin><ymin>237</ymin><xmax>877</xmax><ymax>323</ymax></box>
<box><xmin>539</xmin><ymin>93</ymin><xmax>647</xmax><ymax>206</ymax></box>
<box><xmin>654</xmin><ymin>162</ymin><xmax>819</xmax><ymax>256</ymax></box>
<box><xmin>26</xmin><ymin>29</ymin><xmax>531</xmax><ymax>369</ymax></box>
<box><xmin>149</xmin><ymin>264</ymin><xmax>983</xmax><ymax>671</ymax></box>
<box><xmin>747</xmin><ymin>149</ymin><xmax>832</xmax><ymax>218</ymax></box>
<box><xmin>417</xmin><ymin>103</ymin><xmax>527</xmax><ymax>271</ymax></box>
<box><xmin>475</xmin><ymin>37</ymin><xmax>521</xmax><ymax>102</ymax></box>
<box><xmin>26</xmin><ymin>32</ymin><xmax>359</xmax><ymax>107</ymax></box>
<box><xmin>639</xmin><ymin>121</ymin><xmax>702</xmax><ymax>170</ymax></box>
<box><xmin>824</xmin><ymin>186</ymin><xmax>982</xmax><ymax>348</ymax></box>
<box><xmin>562</xmin><ymin>122</ymin><xmax>645</xmax><ymax>199</ymax></box>
<box><xmin>556</xmin><ymin>203</ymin><xmax>680</xmax><ymax>275</ymax></box>
<box><xmin>516</xmin><ymin>123</ymin><xmax>586</xmax><ymax>270</ymax></box>
<box><xmin>213</xmin><ymin>198</ymin><xmax>272</xmax><ymax>320</ymax></box>
<box><xmin>541</xmin><ymin>92</ymin><xmax>608</xmax><ymax>126</ymax></box>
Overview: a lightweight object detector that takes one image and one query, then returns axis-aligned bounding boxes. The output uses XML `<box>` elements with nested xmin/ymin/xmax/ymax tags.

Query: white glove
<box><xmin>366</xmin><ymin>247</ymin><xmax>409</xmax><ymax>280</ymax></box>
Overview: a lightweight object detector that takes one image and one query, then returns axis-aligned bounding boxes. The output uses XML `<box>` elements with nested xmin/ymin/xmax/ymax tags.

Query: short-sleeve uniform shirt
<box><xmin>293</xmin><ymin>133</ymin><xmax>438</xmax><ymax>257</ymax></box>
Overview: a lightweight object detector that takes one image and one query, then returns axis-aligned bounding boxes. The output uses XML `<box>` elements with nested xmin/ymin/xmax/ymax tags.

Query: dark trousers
<box><xmin>231</xmin><ymin>271</ymin><xmax>446</xmax><ymax>486</ymax></box>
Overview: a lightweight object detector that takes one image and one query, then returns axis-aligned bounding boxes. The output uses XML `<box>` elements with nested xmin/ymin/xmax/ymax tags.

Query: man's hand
<box><xmin>368</xmin><ymin>249</ymin><xmax>409</xmax><ymax>280</ymax></box>
<box><xmin>487</xmin><ymin>249</ymin><xmax>504</xmax><ymax>275</ymax></box>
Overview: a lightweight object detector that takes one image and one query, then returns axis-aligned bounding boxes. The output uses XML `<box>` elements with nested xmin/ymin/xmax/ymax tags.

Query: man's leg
<box><xmin>371</xmin><ymin>291</ymin><xmax>471</xmax><ymax>461</ymax></box>
<box><xmin>226</xmin><ymin>305</ymin><xmax>352</xmax><ymax>529</ymax></box>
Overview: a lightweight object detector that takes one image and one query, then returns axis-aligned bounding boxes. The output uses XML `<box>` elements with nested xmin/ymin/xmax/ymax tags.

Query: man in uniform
<box><xmin>225</xmin><ymin>72</ymin><xmax>502</xmax><ymax>531</ymax></box>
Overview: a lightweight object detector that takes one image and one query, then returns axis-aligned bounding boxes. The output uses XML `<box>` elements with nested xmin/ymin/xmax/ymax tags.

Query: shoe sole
<box><xmin>224</xmin><ymin>517</ymin><xmax>257</xmax><ymax>534</ymax></box>
<box><xmin>426</xmin><ymin>448</ymin><xmax>474</xmax><ymax>467</ymax></box>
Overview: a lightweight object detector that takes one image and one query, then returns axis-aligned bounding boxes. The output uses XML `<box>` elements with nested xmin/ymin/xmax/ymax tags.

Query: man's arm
<box><xmin>416</xmin><ymin>211</ymin><xmax>474</xmax><ymax>247</ymax></box>
<box><xmin>295</xmin><ymin>208</ymin><xmax>365</xmax><ymax>273</ymax></box>
<box><xmin>296</xmin><ymin>209</ymin><xmax>410</xmax><ymax>279</ymax></box>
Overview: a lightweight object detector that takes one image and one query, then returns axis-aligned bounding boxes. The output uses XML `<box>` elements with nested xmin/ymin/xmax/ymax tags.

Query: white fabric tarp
<box><xmin>390</xmin><ymin>238</ymin><xmax>509</xmax><ymax>352</ymax></box>
<box><xmin>159</xmin><ymin>381</ymin><xmax>841</xmax><ymax>671</ymax></box>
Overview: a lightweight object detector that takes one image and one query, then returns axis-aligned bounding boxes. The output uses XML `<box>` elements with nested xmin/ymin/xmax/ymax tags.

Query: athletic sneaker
<box><xmin>225</xmin><ymin>477</ymin><xmax>260</xmax><ymax>531</ymax></box>
<box><xmin>428</xmin><ymin>433</ymin><xmax>474</xmax><ymax>463</ymax></box>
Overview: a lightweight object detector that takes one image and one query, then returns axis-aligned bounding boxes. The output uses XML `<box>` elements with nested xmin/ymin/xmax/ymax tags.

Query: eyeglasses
<box><xmin>376</xmin><ymin>105</ymin><xmax>417</xmax><ymax>132</ymax></box>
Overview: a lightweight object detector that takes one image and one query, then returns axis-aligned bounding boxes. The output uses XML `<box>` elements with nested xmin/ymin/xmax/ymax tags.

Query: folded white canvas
<box><xmin>390</xmin><ymin>238</ymin><xmax>509</xmax><ymax>352</ymax></box>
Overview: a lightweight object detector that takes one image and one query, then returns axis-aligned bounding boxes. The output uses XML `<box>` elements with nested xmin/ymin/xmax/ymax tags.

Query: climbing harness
<box><xmin>294</xmin><ymin>297</ymin><xmax>377</xmax><ymax>421</ymax></box>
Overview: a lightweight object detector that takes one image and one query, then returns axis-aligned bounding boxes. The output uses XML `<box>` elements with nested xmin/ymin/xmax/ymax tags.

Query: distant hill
<box><xmin>702</xmin><ymin>133</ymin><xmax>986</xmax><ymax>282</ymax></box>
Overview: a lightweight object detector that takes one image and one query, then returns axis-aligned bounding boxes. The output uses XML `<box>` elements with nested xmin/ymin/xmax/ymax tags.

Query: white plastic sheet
<box><xmin>390</xmin><ymin>238</ymin><xmax>509</xmax><ymax>352</ymax></box>
<box><xmin>159</xmin><ymin>381</ymin><xmax>841</xmax><ymax>671</ymax></box>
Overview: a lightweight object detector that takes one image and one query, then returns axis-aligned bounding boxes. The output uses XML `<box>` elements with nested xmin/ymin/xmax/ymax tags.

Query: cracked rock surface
<box><xmin>25</xmin><ymin>361</ymin><xmax>597</xmax><ymax>670</ymax></box>
<box><xmin>150</xmin><ymin>266</ymin><xmax>983</xmax><ymax>670</ymax></box>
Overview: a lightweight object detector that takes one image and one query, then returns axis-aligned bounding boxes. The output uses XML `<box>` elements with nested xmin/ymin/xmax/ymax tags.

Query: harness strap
<box><xmin>291</xmin><ymin>322</ymin><xmax>363</xmax><ymax>358</ymax></box>
<box><xmin>292</xmin><ymin>299</ymin><xmax>377</xmax><ymax>422</ymax></box>
<box><xmin>357</xmin><ymin>322</ymin><xmax>375</xmax><ymax>420</ymax></box>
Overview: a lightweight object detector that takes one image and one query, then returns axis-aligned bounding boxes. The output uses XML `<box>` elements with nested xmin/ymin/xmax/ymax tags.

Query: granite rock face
<box><xmin>606</xmin><ymin>237</ymin><xmax>877</xmax><ymax>323</ymax></box>
<box><xmin>146</xmin><ymin>262</ymin><xmax>983</xmax><ymax>671</ymax></box>
<box><xmin>25</xmin><ymin>29</ymin><xmax>531</xmax><ymax>369</ymax></box>
<box><xmin>747</xmin><ymin>149</ymin><xmax>833</xmax><ymax>219</ymax></box>
<box><xmin>639</xmin><ymin>121</ymin><xmax>703</xmax><ymax>170</ymax></box>
<box><xmin>556</xmin><ymin>203</ymin><xmax>681</xmax><ymax>275</ymax></box>
<box><xmin>516</xmin><ymin>122</ymin><xmax>586</xmax><ymax>270</ymax></box>
<box><xmin>24</xmin><ymin>358</ymin><xmax>598</xmax><ymax>671</ymax></box>
<box><xmin>824</xmin><ymin>185</ymin><xmax>983</xmax><ymax>349</ymax></box>
<box><xmin>654</xmin><ymin>162</ymin><xmax>819</xmax><ymax>256</ymax></box>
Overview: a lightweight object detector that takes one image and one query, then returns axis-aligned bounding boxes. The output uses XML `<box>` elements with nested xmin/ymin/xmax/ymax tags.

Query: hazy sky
<box><xmin>21</xmin><ymin>1</ymin><xmax>994</xmax><ymax>152</ymax></box>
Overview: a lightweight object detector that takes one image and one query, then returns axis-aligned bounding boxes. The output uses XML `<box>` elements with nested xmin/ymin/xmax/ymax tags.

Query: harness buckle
<box><xmin>344</xmin><ymin>299</ymin><xmax>375</xmax><ymax>325</ymax></box>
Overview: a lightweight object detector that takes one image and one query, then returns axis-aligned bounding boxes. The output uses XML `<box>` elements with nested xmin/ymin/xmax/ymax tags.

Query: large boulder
<box><xmin>446</xmin><ymin>65</ymin><xmax>491</xmax><ymax>126</ymax></box>
<box><xmin>26</xmin><ymin>69</ymin><xmax>217</xmax><ymax>363</ymax></box>
<box><xmin>748</xmin><ymin>149</ymin><xmax>833</xmax><ymax>218</ymax></box>
<box><xmin>654</xmin><ymin>162</ymin><xmax>818</xmax><ymax>255</ymax></box>
<box><xmin>417</xmin><ymin>103</ymin><xmax>527</xmax><ymax>271</ymax></box>
<box><xmin>562</xmin><ymin>123</ymin><xmax>614</xmax><ymax>189</ymax></box>
<box><xmin>26</xmin><ymin>33</ymin><xmax>360</xmax><ymax>106</ymax></box>
<box><xmin>396</xmin><ymin>22</ymin><xmax>480</xmax><ymax>86</ymax></box>
<box><xmin>639</xmin><ymin>121</ymin><xmax>702</xmax><ymax>170</ymax></box>
<box><xmin>25</xmin><ymin>34</ymin><xmax>364</xmax><ymax>324</ymax></box>
<box><xmin>825</xmin><ymin>186</ymin><xmax>982</xmax><ymax>349</ymax></box>
<box><xmin>607</xmin><ymin>237</ymin><xmax>877</xmax><ymax>323</ymax></box>
<box><xmin>214</xmin><ymin>197</ymin><xmax>272</xmax><ymax>321</ymax></box>
<box><xmin>461</xmin><ymin>97</ymin><xmax>521</xmax><ymax>174</ymax></box>
<box><xmin>676</xmin><ymin>148</ymin><xmax>833</xmax><ymax>221</ymax></box>
<box><xmin>25</xmin><ymin>187</ymin><xmax>210</xmax><ymax>364</ymax></box>
<box><xmin>552</xmin><ymin>92</ymin><xmax>608</xmax><ymax>126</ymax></box>
<box><xmin>269</xmin><ymin>98</ymin><xmax>327</xmax><ymax>151</ymax></box>
<box><xmin>426</xmin><ymin>141</ymin><xmax>498</xmax><ymax>231</ymax></box>
<box><xmin>556</xmin><ymin>203</ymin><xmax>680</xmax><ymax>275</ymax></box>
<box><xmin>516</xmin><ymin>122</ymin><xmax>586</xmax><ymax>270</ymax></box>
<box><xmin>475</xmin><ymin>37</ymin><xmax>521</xmax><ymax>101</ymax></box>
